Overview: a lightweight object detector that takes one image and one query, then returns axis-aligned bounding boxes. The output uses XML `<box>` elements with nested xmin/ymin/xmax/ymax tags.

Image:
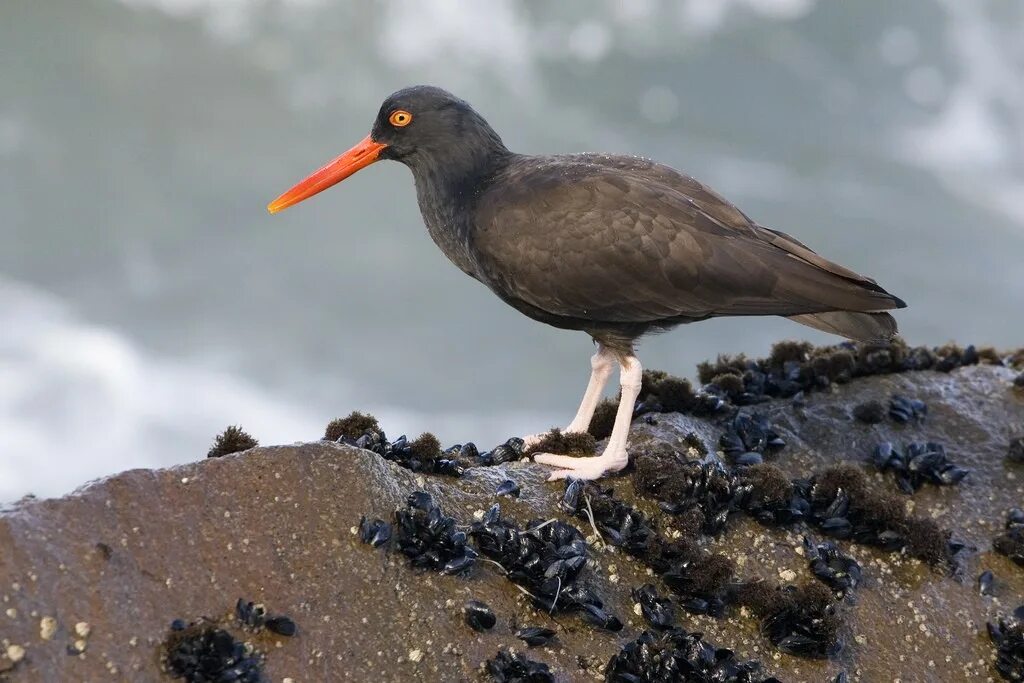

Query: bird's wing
<box><xmin>472</xmin><ymin>155</ymin><xmax>901</xmax><ymax>324</ymax></box>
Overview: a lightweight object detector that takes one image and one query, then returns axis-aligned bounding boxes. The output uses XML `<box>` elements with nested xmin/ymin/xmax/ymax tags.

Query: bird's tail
<box><xmin>787</xmin><ymin>311</ymin><xmax>898</xmax><ymax>343</ymax></box>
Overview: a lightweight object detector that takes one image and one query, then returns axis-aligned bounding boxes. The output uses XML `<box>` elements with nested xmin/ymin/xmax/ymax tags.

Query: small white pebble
<box><xmin>74</xmin><ymin>622</ymin><xmax>91</xmax><ymax>638</ymax></box>
<box><xmin>778</xmin><ymin>569</ymin><xmax>797</xmax><ymax>582</ymax></box>
<box><xmin>409</xmin><ymin>648</ymin><xmax>424</xmax><ymax>663</ymax></box>
<box><xmin>283</xmin><ymin>678</ymin><xmax>294</xmax><ymax>683</ymax></box>
<box><xmin>180</xmin><ymin>477</ymin><xmax>189</xmax><ymax>484</ymax></box>
<box><xmin>472</xmin><ymin>510</ymin><xmax>485</xmax><ymax>522</ymax></box>
<box><xmin>5</xmin><ymin>608</ymin><xmax>16</xmax><ymax>619</ymax></box>
<box><xmin>633</xmin><ymin>603</ymin><xmax>642</xmax><ymax>616</ymax></box>
<box><xmin>6</xmin><ymin>644</ymin><xmax>25</xmax><ymax>663</ymax></box>
<box><xmin>72</xmin><ymin>639</ymin><xmax>87</xmax><ymax>653</ymax></box>
<box><xmin>40</xmin><ymin>616</ymin><xmax>57</xmax><ymax>640</ymax></box>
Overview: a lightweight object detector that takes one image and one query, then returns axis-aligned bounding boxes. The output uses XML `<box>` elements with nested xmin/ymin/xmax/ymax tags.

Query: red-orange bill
<box><xmin>267</xmin><ymin>135</ymin><xmax>387</xmax><ymax>214</ymax></box>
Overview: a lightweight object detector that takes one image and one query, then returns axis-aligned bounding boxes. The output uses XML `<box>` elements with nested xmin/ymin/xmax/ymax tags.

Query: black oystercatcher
<box><xmin>268</xmin><ymin>85</ymin><xmax>905</xmax><ymax>481</ymax></box>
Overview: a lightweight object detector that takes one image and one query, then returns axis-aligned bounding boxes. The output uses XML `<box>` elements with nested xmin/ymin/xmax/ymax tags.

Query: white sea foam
<box><xmin>897</xmin><ymin>1</ymin><xmax>1024</xmax><ymax>230</ymax></box>
<box><xmin>0</xmin><ymin>279</ymin><xmax>544</xmax><ymax>504</ymax></box>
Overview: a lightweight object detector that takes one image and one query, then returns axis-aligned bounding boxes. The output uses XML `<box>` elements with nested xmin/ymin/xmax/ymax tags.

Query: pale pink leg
<box><xmin>522</xmin><ymin>345</ymin><xmax>615</xmax><ymax>447</ymax></box>
<box><xmin>533</xmin><ymin>353</ymin><xmax>641</xmax><ymax>481</ymax></box>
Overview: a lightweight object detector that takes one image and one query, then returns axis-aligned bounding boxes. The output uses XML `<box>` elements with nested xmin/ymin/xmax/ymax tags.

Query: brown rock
<box><xmin>0</xmin><ymin>364</ymin><xmax>1022</xmax><ymax>681</ymax></box>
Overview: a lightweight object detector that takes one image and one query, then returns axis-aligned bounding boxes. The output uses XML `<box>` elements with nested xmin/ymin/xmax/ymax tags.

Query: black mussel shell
<box><xmin>979</xmin><ymin>570</ymin><xmax>995</xmax><ymax>596</ymax></box>
<box><xmin>579</xmin><ymin>603</ymin><xmax>623</xmax><ymax>631</ymax></box>
<box><xmin>515</xmin><ymin>626</ymin><xmax>556</xmax><ymax>646</ymax></box>
<box><xmin>496</xmin><ymin>479</ymin><xmax>521</xmax><ymax>497</ymax></box>
<box><xmin>464</xmin><ymin>600</ymin><xmax>496</xmax><ymax>631</ymax></box>
<box><xmin>358</xmin><ymin>516</ymin><xmax>392</xmax><ymax>547</ymax></box>
<box><xmin>265</xmin><ymin>616</ymin><xmax>297</xmax><ymax>637</ymax></box>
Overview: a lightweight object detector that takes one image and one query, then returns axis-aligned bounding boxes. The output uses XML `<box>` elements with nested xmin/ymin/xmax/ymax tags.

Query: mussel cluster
<box><xmin>988</xmin><ymin>605</ymin><xmax>1024</xmax><ymax>681</ymax></box>
<box><xmin>994</xmin><ymin>508</ymin><xmax>1024</xmax><ymax>567</ymax></box>
<box><xmin>719</xmin><ymin>412</ymin><xmax>786</xmax><ymax>466</ymax></box>
<box><xmin>561</xmin><ymin>480</ymin><xmax>654</xmax><ymax>555</ymax></box>
<box><xmin>738</xmin><ymin>581</ymin><xmax>842</xmax><ymax>659</ymax></box>
<box><xmin>563</xmin><ymin>480</ymin><xmax>734</xmax><ymax>617</ymax></box>
<box><xmin>869</xmin><ymin>441</ymin><xmax>968</xmax><ymax>492</ymax></box>
<box><xmin>699</xmin><ymin>340</ymin><xmax>1005</xmax><ymax>407</ymax></box>
<box><xmin>888</xmin><ymin>395</ymin><xmax>927</xmax><ymax>423</ymax></box>
<box><xmin>736</xmin><ymin>464</ymin><xmax>807</xmax><ymax>526</ymax></box>
<box><xmin>393</xmin><ymin>492</ymin><xmax>477</xmax><ymax>574</ymax></box>
<box><xmin>325</xmin><ymin>410</ymin><xmax>530</xmax><ymax>474</ymax></box>
<box><xmin>164</xmin><ymin>622</ymin><xmax>262</xmax><ymax>683</ymax></box>
<box><xmin>604</xmin><ymin>628</ymin><xmax>780</xmax><ymax>683</ymax></box>
<box><xmin>474</xmin><ymin>438</ymin><xmax>527</xmax><ymax>466</ymax></box>
<box><xmin>470</xmin><ymin>503</ymin><xmax>621</xmax><ymax>630</ymax></box>
<box><xmin>634</xmin><ymin>369</ymin><xmax>729</xmax><ymax>417</ymax></box>
<box><xmin>804</xmin><ymin>465</ymin><xmax>959</xmax><ymax>563</ymax></box>
<box><xmin>803</xmin><ymin>538</ymin><xmax>861</xmax><ymax>594</ymax></box>
<box><xmin>336</xmin><ymin>428</ymin><xmax>464</xmax><ymax>476</ymax></box>
<box><xmin>485</xmin><ymin>649</ymin><xmax>554</xmax><ymax>683</ymax></box>
<box><xmin>633</xmin><ymin>454</ymin><xmax>742</xmax><ymax>534</ymax></box>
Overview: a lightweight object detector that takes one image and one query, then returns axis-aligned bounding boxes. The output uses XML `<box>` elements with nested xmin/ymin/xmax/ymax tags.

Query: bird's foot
<box><xmin>532</xmin><ymin>448</ymin><xmax>628</xmax><ymax>481</ymax></box>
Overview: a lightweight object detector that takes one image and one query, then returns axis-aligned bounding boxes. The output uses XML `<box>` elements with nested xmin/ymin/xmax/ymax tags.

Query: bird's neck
<box><xmin>410</xmin><ymin>146</ymin><xmax>513</xmax><ymax>277</ymax></box>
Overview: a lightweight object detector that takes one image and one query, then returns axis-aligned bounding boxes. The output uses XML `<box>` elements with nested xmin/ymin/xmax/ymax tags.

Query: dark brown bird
<box><xmin>268</xmin><ymin>85</ymin><xmax>906</xmax><ymax>481</ymax></box>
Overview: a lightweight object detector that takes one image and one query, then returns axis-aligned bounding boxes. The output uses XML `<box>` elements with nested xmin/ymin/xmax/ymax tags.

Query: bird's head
<box><xmin>267</xmin><ymin>85</ymin><xmax>507</xmax><ymax>214</ymax></box>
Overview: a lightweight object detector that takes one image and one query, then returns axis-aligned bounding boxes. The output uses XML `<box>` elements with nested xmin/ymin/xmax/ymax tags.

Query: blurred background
<box><xmin>2</xmin><ymin>0</ymin><xmax>1022</xmax><ymax>502</ymax></box>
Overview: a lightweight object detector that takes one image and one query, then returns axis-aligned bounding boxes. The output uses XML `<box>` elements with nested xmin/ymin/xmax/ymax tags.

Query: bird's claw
<box><xmin>531</xmin><ymin>452</ymin><xmax>628</xmax><ymax>481</ymax></box>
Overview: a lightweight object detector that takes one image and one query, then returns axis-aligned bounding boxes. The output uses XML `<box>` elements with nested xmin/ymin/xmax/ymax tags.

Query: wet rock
<box><xmin>0</xmin><ymin>360</ymin><xmax>1022</xmax><ymax>681</ymax></box>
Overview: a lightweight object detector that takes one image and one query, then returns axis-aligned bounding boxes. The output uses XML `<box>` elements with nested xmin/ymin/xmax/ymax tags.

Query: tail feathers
<box><xmin>787</xmin><ymin>311</ymin><xmax>898</xmax><ymax>343</ymax></box>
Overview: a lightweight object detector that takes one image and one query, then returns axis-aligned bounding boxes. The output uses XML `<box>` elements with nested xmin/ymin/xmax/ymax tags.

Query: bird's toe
<box><xmin>532</xmin><ymin>453</ymin><xmax>613</xmax><ymax>480</ymax></box>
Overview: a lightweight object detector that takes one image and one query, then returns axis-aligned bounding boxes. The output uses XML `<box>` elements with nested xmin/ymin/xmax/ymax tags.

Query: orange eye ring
<box><xmin>389</xmin><ymin>110</ymin><xmax>413</xmax><ymax>127</ymax></box>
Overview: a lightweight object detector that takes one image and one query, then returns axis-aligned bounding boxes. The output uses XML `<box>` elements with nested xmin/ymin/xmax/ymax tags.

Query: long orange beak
<box><xmin>267</xmin><ymin>135</ymin><xmax>387</xmax><ymax>214</ymax></box>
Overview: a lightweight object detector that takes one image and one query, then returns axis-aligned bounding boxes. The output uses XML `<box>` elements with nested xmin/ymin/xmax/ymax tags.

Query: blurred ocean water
<box><xmin>1</xmin><ymin>0</ymin><xmax>1022</xmax><ymax>501</ymax></box>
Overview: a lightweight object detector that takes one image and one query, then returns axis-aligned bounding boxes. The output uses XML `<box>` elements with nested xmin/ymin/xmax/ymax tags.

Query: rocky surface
<box><xmin>0</xmin><ymin>363</ymin><xmax>1022</xmax><ymax>682</ymax></box>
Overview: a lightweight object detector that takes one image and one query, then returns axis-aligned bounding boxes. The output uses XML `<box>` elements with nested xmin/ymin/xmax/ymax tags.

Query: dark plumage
<box><xmin>269</xmin><ymin>85</ymin><xmax>906</xmax><ymax>481</ymax></box>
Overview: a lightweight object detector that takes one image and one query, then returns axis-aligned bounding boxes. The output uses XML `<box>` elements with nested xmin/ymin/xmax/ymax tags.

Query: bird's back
<box><xmin>468</xmin><ymin>153</ymin><xmax>903</xmax><ymax>341</ymax></box>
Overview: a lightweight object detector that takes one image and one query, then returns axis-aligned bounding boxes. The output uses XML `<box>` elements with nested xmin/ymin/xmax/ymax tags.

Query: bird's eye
<box><xmin>389</xmin><ymin>110</ymin><xmax>413</xmax><ymax>127</ymax></box>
